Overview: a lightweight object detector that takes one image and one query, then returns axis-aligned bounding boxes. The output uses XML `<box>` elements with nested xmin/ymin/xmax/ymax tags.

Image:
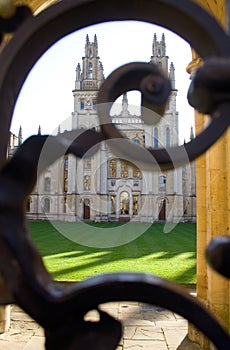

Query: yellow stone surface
<box><xmin>188</xmin><ymin>1</ymin><xmax>230</xmax><ymax>348</ymax></box>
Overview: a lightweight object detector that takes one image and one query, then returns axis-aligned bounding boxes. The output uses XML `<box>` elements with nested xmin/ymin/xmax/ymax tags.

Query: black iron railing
<box><xmin>0</xmin><ymin>1</ymin><xmax>230</xmax><ymax>349</ymax></box>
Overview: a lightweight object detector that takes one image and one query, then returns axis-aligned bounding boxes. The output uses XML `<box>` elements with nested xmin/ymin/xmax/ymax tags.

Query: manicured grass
<box><xmin>29</xmin><ymin>221</ymin><xmax>196</xmax><ymax>284</ymax></box>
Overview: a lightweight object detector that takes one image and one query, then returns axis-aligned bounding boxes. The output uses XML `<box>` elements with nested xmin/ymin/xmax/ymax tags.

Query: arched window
<box><xmin>159</xmin><ymin>175</ymin><xmax>166</xmax><ymax>191</ymax></box>
<box><xmin>121</xmin><ymin>160</ymin><xmax>128</xmax><ymax>178</ymax></box>
<box><xmin>133</xmin><ymin>195</ymin><xmax>138</xmax><ymax>215</ymax></box>
<box><xmin>44</xmin><ymin>177</ymin><xmax>51</xmax><ymax>193</ymax></box>
<box><xmin>154</xmin><ymin>127</ymin><xmax>158</xmax><ymax>148</ymax></box>
<box><xmin>63</xmin><ymin>196</ymin><xmax>67</xmax><ymax>214</ymax></box>
<box><xmin>166</xmin><ymin>127</ymin><xmax>170</xmax><ymax>147</ymax></box>
<box><xmin>80</xmin><ymin>98</ymin><xmax>85</xmax><ymax>110</ymax></box>
<box><xmin>120</xmin><ymin>191</ymin><xmax>130</xmax><ymax>215</ymax></box>
<box><xmin>110</xmin><ymin>195</ymin><xmax>116</xmax><ymax>214</ymax></box>
<box><xmin>63</xmin><ymin>156</ymin><xmax>68</xmax><ymax>193</ymax></box>
<box><xmin>134</xmin><ymin>139</ymin><xmax>140</xmax><ymax>145</ymax></box>
<box><xmin>88</xmin><ymin>63</ymin><xmax>93</xmax><ymax>79</ymax></box>
<box><xmin>109</xmin><ymin>159</ymin><xmax>117</xmax><ymax>178</ymax></box>
<box><xmin>92</xmin><ymin>99</ymin><xmax>97</xmax><ymax>110</ymax></box>
<box><xmin>133</xmin><ymin>165</ymin><xmax>141</xmax><ymax>178</ymax></box>
<box><xmin>44</xmin><ymin>198</ymin><xmax>51</xmax><ymax>213</ymax></box>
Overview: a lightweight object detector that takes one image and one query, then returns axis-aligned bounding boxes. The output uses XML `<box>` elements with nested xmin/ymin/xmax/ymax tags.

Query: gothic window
<box><xmin>133</xmin><ymin>195</ymin><xmax>138</xmax><ymax>215</ymax></box>
<box><xmin>44</xmin><ymin>177</ymin><xmax>51</xmax><ymax>193</ymax></box>
<box><xmin>121</xmin><ymin>160</ymin><xmax>128</xmax><ymax>178</ymax></box>
<box><xmin>166</xmin><ymin>127</ymin><xmax>170</xmax><ymax>147</ymax></box>
<box><xmin>154</xmin><ymin>127</ymin><xmax>158</xmax><ymax>148</ymax></box>
<box><xmin>109</xmin><ymin>159</ymin><xmax>117</xmax><ymax>178</ymax></box>
<box><xmin>84</xmin><ymin>175</ymin><xmax>91</xmax><ymax>191</ymax></box>
<box><xmin>133</xmin><ymin>165</ymin><xmax>141</xmax><ymax>178</ymax></box>
<box><xmin>120</xmin><ymin>191</ymin><xmax>129</xmax><ymax>215</ymax></box>
<box><xmin>64</xmin><ymin>156</ymin><xmax>68</xmax><ymax>193</ymax></box>
<box><xmin>159</xmin><ymin>175</ymin><xmax>166</xmax><ymax>191</ymax></box>
<box><xmin>80</xmin><ymin>99</ymin><xmax>85</xmax><ymax>110</ymax></box>
<box><xmin>88</xmin><ymin>63</ymin><xmax>93</xmax><ymax>79</ymax></box>
<box><xmin>134</xmin><ymin>139</ymin><xmax>140</xmax><ymax>145</ymax></box>
<box><xmin>65</xmin><ymin>157</ymin><xmax>68</xmax><ymax>170</ymax></box>
<box><xmin>44</xmin><ymin>198</ymin><xmax>51</xmax><ymax>213</ymax></box>
<box><xmin>63</xmin><ymin>196</ymin><xmax>67</xmax><ymax>214</ymax></box>
<box><xmin>110</xmin><ymin>195</ymin><xmax>116</xmax><ymax>214</ymax></box>
<box><xmin>92</xmin><ymin>99</ymin><xmax>97</xmax><ymax>110</ymax></box>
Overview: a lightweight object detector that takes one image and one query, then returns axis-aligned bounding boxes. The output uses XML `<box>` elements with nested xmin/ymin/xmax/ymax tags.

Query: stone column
<box><xmin>0</xmin><ymin>305</ymin><xmax>10</xmax><ymax>334</ymax></box>
<box><xmin>0</xmin><ymin>275</ymin><xmax>11</xmax><ymax>333</ymax></box>
<box><xmin>187</xmin><ymin>1</ymin><xmax>230</xmax><ymax>347</ymax></box>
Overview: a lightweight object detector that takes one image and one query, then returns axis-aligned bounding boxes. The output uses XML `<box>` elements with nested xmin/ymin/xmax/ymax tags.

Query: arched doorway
<box><xmin>83</xmin><ymin>199</ymin><xmax>90</xmax><ymax>220</ymax></box>
<box><xmin>120</xmin><ymin>191</ymin><xmax>130</xmax><ymax>221</ymax></box>
<box><xmin>158</xmin><ymin>199</ymin><xmax>166</xmax><ymax>221</ymax></box>
<box><xmin>43</xmin><ymin>198</ymin><xmax>51</xmax><ymax>213</ymax></box>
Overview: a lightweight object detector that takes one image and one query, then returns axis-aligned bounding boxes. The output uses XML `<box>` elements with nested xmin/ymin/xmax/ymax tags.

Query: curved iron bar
<box><xmin>0</xmin><ymin>5</ymin><xmax>32</xmax><ymax>41</ymax></box>
<box><xmin>97</xmin><ymin>62</ymin><xmax>230</xmax><ymax>169</ymax></box>
<box><xmin>0</xmin><ymin>0</ymin><xmax>230</xmax><ymax>348</ymax></box>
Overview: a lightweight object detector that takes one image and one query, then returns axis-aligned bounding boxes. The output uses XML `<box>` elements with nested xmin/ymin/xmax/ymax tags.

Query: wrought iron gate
<box><xmin>0</xmin><ymin>0</ymin><xmax>230</xmax><ymax>349</ymax></box>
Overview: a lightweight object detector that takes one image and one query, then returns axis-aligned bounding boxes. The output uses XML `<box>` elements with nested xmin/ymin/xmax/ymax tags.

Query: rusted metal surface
<box><xmin>0</xmin><ymin>0</ymin><xmax>230</xmax><ymax>348</ymax></box>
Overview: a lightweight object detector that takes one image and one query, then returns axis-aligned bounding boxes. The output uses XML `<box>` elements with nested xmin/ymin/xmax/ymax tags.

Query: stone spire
<box><xmin>169</xmin><ymin>62</ymin><xmax>175</xmax><ymax>89</ymax></box>
<box><xmin>121</xmin><ymin>93</ymin><xmax>130</xmax><ymax>117</ymax></box>
<box><xmin>18</xmin><ymin>126</ymin><xmax>22</xmax><ymax>145</ymax></box>
<box><xmin>190</xmin><ymin>126</ymin><xmax>195</xmax><ymax>140</ymax></box>
<box><xmin>38</xmin><ymin>125</ymin><xmax>41</xmax><ymax>135</ymax></box>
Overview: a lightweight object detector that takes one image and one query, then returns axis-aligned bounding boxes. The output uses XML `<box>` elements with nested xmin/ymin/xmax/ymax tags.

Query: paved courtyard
<box><xmin>0</xmin><ymin>297</ymin><xmax>202</xmax><ymax>349</ymax></box>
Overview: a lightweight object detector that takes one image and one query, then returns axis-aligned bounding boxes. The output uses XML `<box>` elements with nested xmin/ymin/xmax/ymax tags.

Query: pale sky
<box><xmin>11</xmin><ymin>20</ymin><xmax>194</xmax><ymax>142</ymax></box>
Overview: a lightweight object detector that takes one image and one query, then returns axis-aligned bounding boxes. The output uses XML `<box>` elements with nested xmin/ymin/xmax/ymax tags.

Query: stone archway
<box><xmin>119</xmin><ymin>191</ymin><xmax>130</xmax><ymax>222</ymax></box>
<box><xmin>120</xmin><ymin>191</ymin><xmax>129</xmax><ymax>215</ymax></box>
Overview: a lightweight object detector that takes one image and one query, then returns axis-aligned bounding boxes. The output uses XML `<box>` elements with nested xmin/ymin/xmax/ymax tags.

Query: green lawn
<box><xmin>29</xmin><ymin>221</ymin><xmax>196</xmax><ymax>284</ymax></box>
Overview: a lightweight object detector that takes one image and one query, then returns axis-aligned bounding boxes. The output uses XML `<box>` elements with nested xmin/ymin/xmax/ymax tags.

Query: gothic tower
<box><xmin>149</xmin><ymin>33</ymin><xmax>178</xmax><ymax>147</ymax></box>
<box><xmin>72</xmin><ymin>34</ymin><xmax>104</xmax><ymax>130</ymax></box>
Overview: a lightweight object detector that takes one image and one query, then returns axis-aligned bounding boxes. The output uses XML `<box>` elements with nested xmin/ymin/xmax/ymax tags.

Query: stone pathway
<box><xmin>0</xmin><ymin>298</ymin><xmax>202</xmax><ymax>349</ymax></box>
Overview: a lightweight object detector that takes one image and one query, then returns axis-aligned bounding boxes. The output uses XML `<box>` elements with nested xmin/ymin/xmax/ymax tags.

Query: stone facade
<box><xmin>10</xmin><ymin>34</ymin><xmax>196</xmax><ymax>223</ymax></box>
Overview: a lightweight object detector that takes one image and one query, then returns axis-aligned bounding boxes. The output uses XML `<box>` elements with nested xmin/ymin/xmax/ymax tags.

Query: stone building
<box><xmin>13</xmin><ymin>34</ymin><xmax>196</xmax><ymax>223</ymax></box>
<box><xmin>2</xmin><ymin>1</ymin><xmax>229</xmax><ymax>348</ymax></box>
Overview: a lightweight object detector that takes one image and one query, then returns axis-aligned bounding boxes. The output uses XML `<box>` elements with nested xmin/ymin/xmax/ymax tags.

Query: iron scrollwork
<box><xmin>0</xmin><ymin>0</ymin><xmax>230</xmax><ymax>349</ymax></box>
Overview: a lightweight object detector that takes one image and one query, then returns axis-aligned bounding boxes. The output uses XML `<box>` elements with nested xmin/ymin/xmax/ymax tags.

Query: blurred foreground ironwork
<box><xmin>0</xmin><ymin>0</ymin><xmax>230</xmax><ymax>349</ymax></box>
